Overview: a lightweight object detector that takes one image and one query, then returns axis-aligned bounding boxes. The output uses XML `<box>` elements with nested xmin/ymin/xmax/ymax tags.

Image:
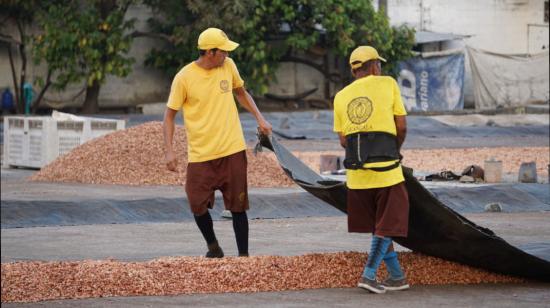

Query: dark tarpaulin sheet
<box><xmin>258</xmin><ymin>135</ymin><xmax>550</xmax><ymax>282</ymax></box>
<box><xmin>0</xmin><ymin>193</ymin><xmax>342</xmax><ymax>229</ymax></box>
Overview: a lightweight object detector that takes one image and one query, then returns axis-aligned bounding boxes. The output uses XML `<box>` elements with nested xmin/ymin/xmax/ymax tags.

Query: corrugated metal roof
<box><xmin>415</xmin><ymin>31</ymin><xmax>467</xmax><ymax>44</ymax></box>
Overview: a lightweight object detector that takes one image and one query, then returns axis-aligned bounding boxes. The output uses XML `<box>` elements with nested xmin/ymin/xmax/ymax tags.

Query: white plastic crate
<box><xmin>3</xmin><ymin>114</ymin><xmax>125</xmax><ymax>169</ymax></box>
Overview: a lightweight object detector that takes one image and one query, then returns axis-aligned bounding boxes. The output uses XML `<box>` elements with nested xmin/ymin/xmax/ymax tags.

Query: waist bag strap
<box><xmin>343</xmin><ymin>132</ymin><xmax>401</xmax><ymax>171</ymax></box>
<box><xmin>368</xmin><ymin>161</ymin><xmax>401</xmax><ymax>172</ymax></box>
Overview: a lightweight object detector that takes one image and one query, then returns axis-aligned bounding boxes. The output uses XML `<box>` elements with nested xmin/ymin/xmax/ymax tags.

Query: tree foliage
<box><xmin>3</xmin><ymin>0</ymin><xmax>414</xmax><ymax>113</ymax></box>
<box><xmin>33</xmin><ymin>0</ymin><xmax>135</xmax><ymax>113</ymax></box>
<box><xmin>0</xmin><ymin>0</ymin><xmax>51</xmax><ymax>113</ymax></box>
<box><xmin>143</xmin><ymin>0</ymin><xmax>415</xmax><ymax>96</ymax></box>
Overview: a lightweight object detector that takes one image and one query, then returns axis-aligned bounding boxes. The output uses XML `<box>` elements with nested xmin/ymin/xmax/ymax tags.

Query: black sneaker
<box><xmin>357</xmin><ymin>277</ymin><xmax>386</xmax><ymax>294</ymax></box>
<box><xmin>381</xmin><ymin>277</ymin><xmax>409</xmax><ymax>291</ymax></box>
<box><xmin>205</xmin><ymin>242</ymin><xmax>224</xmax><ymax>258</ymax></box>
<box><xmin>238</xmin><ymin>253</ymin><xmax>249</xmax><ymax>257</ymax></box>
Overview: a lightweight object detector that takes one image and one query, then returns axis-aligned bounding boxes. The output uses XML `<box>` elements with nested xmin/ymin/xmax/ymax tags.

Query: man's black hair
<box><xmin>352</xmin><ymin>59</ymin><xmax>380</xmax><ymax>75</ymax></box>
<box><xmin>199</xmin><ymin>48</ymin><xmax>219</xmax><ymax>56</ymax></box>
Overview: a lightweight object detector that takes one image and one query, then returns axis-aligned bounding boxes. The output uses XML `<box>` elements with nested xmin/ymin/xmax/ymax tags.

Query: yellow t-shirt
<box><xmin>167</xmin><ymin>57</ymin><xmax>246</xmax><ymax>162</ymax></box>
<box><xmin>333</xmin><ymin>75</ymin><xmax>407</xmax><ymax>189</ymax></box>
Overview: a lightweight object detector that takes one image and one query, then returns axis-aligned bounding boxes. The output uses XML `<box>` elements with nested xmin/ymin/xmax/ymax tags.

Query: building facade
<box><xmin>1</xmin><ymin>1</ymin><xmax>548</xmax><ymax>110</ymax></box>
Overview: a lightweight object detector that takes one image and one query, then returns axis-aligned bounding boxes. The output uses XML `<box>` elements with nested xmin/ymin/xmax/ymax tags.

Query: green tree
<box><xmin>34</xmin><ymin>0</ymin><xmax>136</xmax><ymax>113</ymax></box>
<box><xmin>342</xmin><ymin>1</ymin><xmax>415</xmax><ymax>75</ymax></box>
<box><xmin>142</xmin><ymin>0</ymin><xmax>414</xmax><ymax>97</ymax></box>
<box><xmin>140</xmin><ymin>0</ymin><xmax>268</xmax><ymax>90</ymax></box>
<box><xmin>0</xmin><ymin>0</ymin><xmax>54</xmax><ymax>113</ymax></box>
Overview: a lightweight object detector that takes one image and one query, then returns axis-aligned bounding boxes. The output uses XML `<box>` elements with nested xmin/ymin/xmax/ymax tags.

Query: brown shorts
<box><xmin>185</xmin><ymin>150</ymin><xmax>249</xmax><ymax>215</ymax></box>
<box><xmin>347</xmin><ymin>182</ymin><xmax>409</xmax><ymax>237</ymax></box>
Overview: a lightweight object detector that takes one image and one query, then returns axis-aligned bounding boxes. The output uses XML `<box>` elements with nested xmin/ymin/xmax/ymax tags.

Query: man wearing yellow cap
<box><xmin>333</xmin><ymin>46</ymin><xmax>409</xmax><ymax>293</ymax></box>
<box><xmin>163</xmin><ymin>28</ymin><xmax>272</xmax><ymax>258</ymax></box>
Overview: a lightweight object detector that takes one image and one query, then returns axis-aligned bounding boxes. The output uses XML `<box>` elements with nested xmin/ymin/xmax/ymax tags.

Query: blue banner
<box><xmin>397</xmin><ymin>53</ymin><xmax>464</xmax><ymax>111</ymax></box>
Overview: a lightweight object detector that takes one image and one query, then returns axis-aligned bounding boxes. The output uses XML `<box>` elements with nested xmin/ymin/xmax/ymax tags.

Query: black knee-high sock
<box><xmin>194</xmin><ymin>211</ymin><xmax>217</xmax><ymax>245</ymax></box>
<box><xmin>231</xmin><ymin>211</ymin><xmax>249</xmax><ymax>254</ymax></box>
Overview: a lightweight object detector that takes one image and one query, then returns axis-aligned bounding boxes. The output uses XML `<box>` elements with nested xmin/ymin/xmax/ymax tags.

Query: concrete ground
<box><xmin>1</xmin><ymin>168</ymin><xmax>549</xmax><ymax>307</ymax></box>
<box><xmin>3</xmin><ymin>283</ymin><xmax>550</xmax><ymax>308</ymax></box>
<box><xmin>2</xmin><ymin>212</ymin><xmax>550</xmax><ymax>307</ymax></box>
<box><xmin>1</xmin><ymin>112</ymin><xmax>549</xmax><ymax>307</ymax></box>
<box><xmin>2</xmin><ymin>213</ymin><xmax>550</xmax><ymax>262</ymax></box>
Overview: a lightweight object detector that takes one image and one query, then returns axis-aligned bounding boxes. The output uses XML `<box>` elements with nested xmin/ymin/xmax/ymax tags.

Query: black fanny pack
<box><xmin>343</xmin><ymin>131</ymin><xmax>401</xmax><ymax>171</ymax></box>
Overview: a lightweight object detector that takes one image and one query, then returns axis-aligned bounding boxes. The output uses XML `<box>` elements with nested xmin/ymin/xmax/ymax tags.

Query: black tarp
<box><xmin>0</xmin><ymin>193</ymin><xmax>342</xmax><ymax>229</ymax></box>
<box><xmin>257</xmin><ymin>134</ymin><xmax>550</xmax><ymax>282</ymax></box>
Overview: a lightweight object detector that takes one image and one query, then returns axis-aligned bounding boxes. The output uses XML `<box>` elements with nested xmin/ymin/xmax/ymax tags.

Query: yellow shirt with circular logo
<box><xmin>333</xmin><ymin>75</ymin><xmax>407</xmax><ymax>189</ymax></box>
<box><xmin>167</xmin><ymin>57</ymin><xmax>246</xmax><ymax>162</ymax></box>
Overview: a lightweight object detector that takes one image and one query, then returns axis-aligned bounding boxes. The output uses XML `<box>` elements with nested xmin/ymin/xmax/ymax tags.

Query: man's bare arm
<box><xmin>338</xmin><ymin>133</ymin><xmax>346</xmax><ymax>149</ymax></box>
<box><xmin>395</xmin><ymin>115</ymin><xmax>407</xmax><ymax>151</ymax></box>
<box><xmin>233</xmin><ymin>87</ymin><xmax>272</xmax><ymax>135</ymax></box>
<box><xmin>163</xmin><ymin>107</ymin><xmax>178</xmax><ymax>171</ymax></box>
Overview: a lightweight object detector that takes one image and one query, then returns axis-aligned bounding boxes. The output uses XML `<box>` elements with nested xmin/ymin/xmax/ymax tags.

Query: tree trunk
<box><xmin>79</xmin><ymin>0</ymin><xmax>115</xmax><ymax>115</ymax></box>
<box><xmin>16</xmin><ymin>20</ymin><xmax>28</xmax><ymax>114</ymax></box>
<box><xmin>81</xmin><ymin>80</ymin><xmax>100</xmax><ymax>114</ymax></box>
<box><xmin>31</xmin><ymin>70</ymin><xmax>52</xmax><ymax>114</ymax></box>
<box><xmin>6</xmin><ymin>44</ymin><xmax>21</xmax><ymax>112</ymax></box>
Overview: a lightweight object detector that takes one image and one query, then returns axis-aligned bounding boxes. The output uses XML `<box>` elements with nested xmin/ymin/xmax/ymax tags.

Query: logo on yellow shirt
<box><xmin>347</xmin><ymin>96</ymin><xmax>373</xmax><ymax>124</ymax></box>
<box><xmin>220</xmin><ymin>80</ymin><xmax>230</xmax><ymax>93</ymax></box>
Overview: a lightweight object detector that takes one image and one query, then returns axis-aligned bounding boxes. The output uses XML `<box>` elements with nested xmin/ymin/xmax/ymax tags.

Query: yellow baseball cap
<box><xmin>198</xmin><ymin>28</ymin><xmax>239</xmax><ymax>51</ymax></box>
<box><xmin>349</xmin><ymin>46</ymin><xmax>386</xmax><ymax>69</ymax></box>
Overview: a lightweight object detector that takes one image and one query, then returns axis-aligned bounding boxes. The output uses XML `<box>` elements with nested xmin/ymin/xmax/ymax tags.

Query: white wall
<box><xmin>387</xmin><ymin>0</ymin><xmax>548</xmax><ymax>53</ymax></box>
<box><xmin>98</xmin><ymin>4</ymin><xmax>171</xmax><ymax>107</ymax></box>
<box><xmin>1</xmin><ymin>22</ymin><xmax>22</xmax><ymax>97</ymax></box>
<box><xmin>268</xmin><ymin>60</ymin><xmax>328</xmax><ymax>101</ymax></box>
<box><xmin>385</xmin><ymin>0</ymin><xmax>549</xmax><ymax>106</ymax></box>
<box><xmin>0</xmin><ymin>46</ymin><xmax>13</xmax><ymax>96</ymax></box>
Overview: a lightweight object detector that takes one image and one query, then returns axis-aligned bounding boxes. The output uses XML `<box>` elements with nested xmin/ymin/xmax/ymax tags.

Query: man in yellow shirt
<box><xmin>163</xmin><ymin>28</ymin><xmax>272</xmax><ymax>258</ymax></box>
<box><xmin>333</xmin><ymin>46</ymin><xmax>409</xmax><ymax>293</ymax></box>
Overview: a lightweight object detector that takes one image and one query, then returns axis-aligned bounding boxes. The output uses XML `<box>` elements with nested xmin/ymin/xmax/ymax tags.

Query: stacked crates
<box><xmin>2</xmin><ymin>115</ymin><xmax>125</xmax><ymax>168</ymax></box>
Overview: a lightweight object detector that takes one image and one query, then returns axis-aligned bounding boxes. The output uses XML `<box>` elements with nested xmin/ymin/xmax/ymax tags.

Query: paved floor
<box><xmin>2</xmin><ymin>112</ymin><xmax>549</xmax><ymax>306</ymax></box>
<box><xmin>3</xmin><ymin>283</ymin><xmax>550</xmax><ymax>308</ymax></box>
<box><xmin>60</xmin><ymin>112</ymin><xmax>549</xmax><ymax>150</ymax></box>
<box><xmin>2</xmin><ymin>213</ymin><xmax>550</xmax><ymax>262</ymax></box>
<box><xmin>2</xmin><ymin>213</ymin><xmax>550</xmax><ymax>307</ymax></box>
